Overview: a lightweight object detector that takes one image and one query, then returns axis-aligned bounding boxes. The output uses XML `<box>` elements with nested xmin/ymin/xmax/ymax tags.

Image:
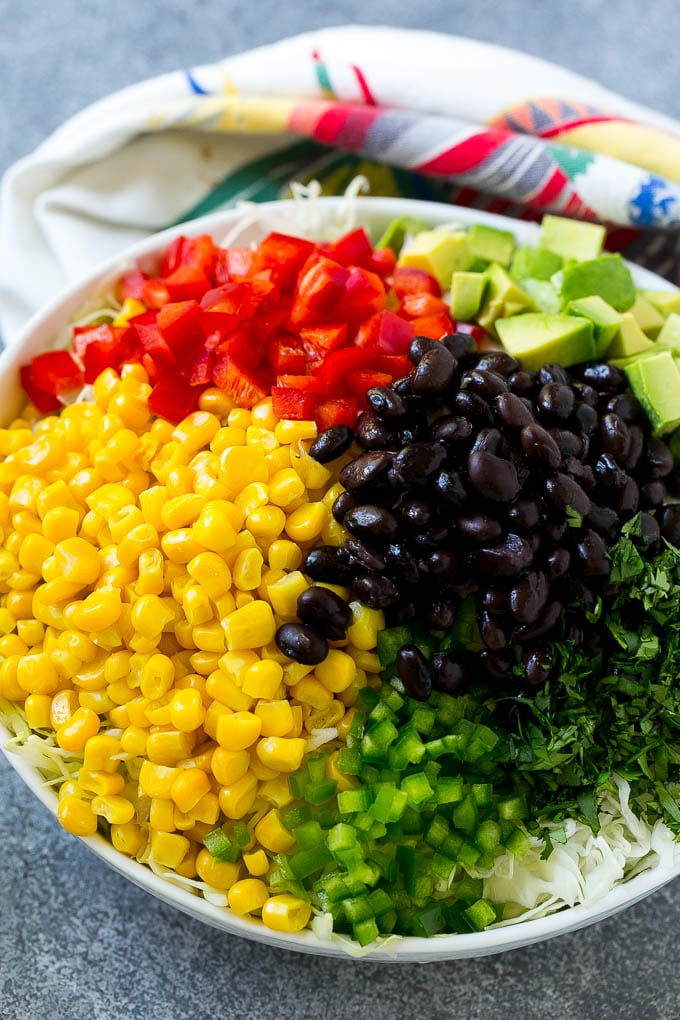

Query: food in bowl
<box><xmin>2</xmin><ymin>198</ymin><xmax>680</xmax><ymax>954</ymax></box>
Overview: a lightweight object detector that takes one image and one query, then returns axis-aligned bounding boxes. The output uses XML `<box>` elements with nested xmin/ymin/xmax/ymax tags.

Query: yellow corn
<box><xmin>57</xmin><ymin>795</ymin><xmax>98</xmax><ymax>837</ymax></box>
<box><xmin>83</xmin><ymin>734</ymin><xmax>122</xmax><ymax>772</ymax></box>
<box><xmin>254</xmin><ymin>699</ymin><xmax>294</xmax><ymax>738</ymax></box>
<box><xmin>261</xmin><ymin>895</ymin><xmax>312</xmax><ymax>933</ymax></box>
<box><xmin>220</xmin><ymin>445</ymin><xmax>267</xmax><ymax>490</ymax></box>
<box><xmin>79</xmin><ymin>770</ymin><xmax>126</xmax><ymax>797</ymax></box>
<box><xmin>216</xmin><ymin>711</ymin><xmax>262</xmax><ymax>751</ymax></box>
<box><xmin>346</xmin><ymin>602</ymin><xmax>385</xmax><ymax>651</ymax></box>
<box><xmin>221</xmin><ymin>600</ymin><xmax>275</xmax><ymax>651</ymax></box>
<box><xmin>255</xmin><ymin>736</ymin><xmax>306</xmax><ymax>773</ymax></box>
<box><xmin>111</xmin><ymin>821</ymin><xmax>144</xmax><ymax>856</ymax></box>
<box><xmin>149</xmin><ymin>831</ymin><xmax>190</xmax><ymax>869</ymax></box>
<box><xmin>242</xmin><ymin>660</ymin><xmax>283</xmax><ymax>700</ymax></box>
<box><xmin>146</xmin><ymin>730</ymin><xmax>193</xmax><ymax>767</ymax></box>
<box><xmin>266</xmin><ymin>571</ymin><xmax>309</xmax><ymax>619</ymax></box>
<box><xmin>218</xmin><ymin>772</ymin><xmax>258</xmax><ymax>819</ymax></box>
<box><xmin>243</xmin><ymin>848</ymin><xmax>269</xmax><ymax>876</ymax></box>
<box><xmin>121</xmin><ymin>725</ymin><xmax>148</xmax><ymax>757</ymax></box>
<box><xmin>149</xmin><ymin>797</ymin><xmax>176</xmax><ymax>832</ymax></box>
<box><xmin>285</xmin><ymin>502</ymin><xmax>328</xmax><ymax>544</ymax></box>
<box><xmin>138</xmin><ymin>761</ymin><xmax>177</xmax><ymax>799</ymax></box>
<box><xmin>169</xmin><ymin>688</ymin><xmax>205</xmax><ymax>732</ymax></box>
<box><xmin>211</xmin><ymin>746</ymin><xmax>250</xmax><ymax>786</ymax></box>
<box><xmin>227</xmin><ymin>878</ymin><xmax>268</xmax><ymax>916</ymax></box>
<box><xmin>315</xmin><ymin>648</ymin><xmax>357</xmax><ymax>693</ymax></box>
<box><xmin>196</xmin><ymin>848</ymin><xmax>241</xmax><ymax>891</ymax></box>
<box><xmin>170</xmin><ymin>768</ymin><xmax>211</xmax><ymax>813</ymax></box>
<box><xmin>232</xmin><ymin>548</ymin><xmax>264</xmax><ymax>592</ymax></box>
<box><xmin>254</xmin><ymin>809</ymin><xmax>296</xmax><ymax>853</ymax></box>
<box><xmin>24</xmin><ymin>693</ymin><xmax>52</xmax><ymax>729</ymax></box>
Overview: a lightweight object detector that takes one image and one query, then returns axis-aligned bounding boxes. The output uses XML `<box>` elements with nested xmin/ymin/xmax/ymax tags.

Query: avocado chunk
<box><xmin>521</xmin><ymin>278</ymin><xmax>560</xmax><ymax>314</ymax></box>
<box><xmin>495</xmin><ymin>312</ymin><xmax>596</xmax><ymax>371</ymax></box>
<box><xmin>557</xmin><ymin>253</ymin><xmax>636</xmax><ymax>312</ymax></box>
<box><xmin>625</xmin><ymin>350</ymin><xmax>680</xmax><ymax>435</ymax></box>
<box><xmin>656</xmin><ymin>312</ymin><xmax>680</xmax><ymax>353</ymax></box>
<box><xmin>630</xmin><ymin>294</ymin><xmax>666</xmax><ymax>337</ymax></box>
<box><xmin>510</xmin><ymin>245</ymin><xmax>563</xmax><ymax>282</ymax></box>
<box><xmin>605</xmin><ymin>312</ymin><xmax>656</xmax><ymax>359</ymax></box>
<box><xmin>450</xmin><ymin>271</ymin><xmax>488</xmax><ymax>322</ymax></box>
<box><xmin>376</xmin><ymin>216</ymin><xmax>428</xmax><ymax>255</ymax></box>
<box><xmin>476</xmin><ymin>263</ymin><xmax>535</xmax><ymax>333</ymax></box>
<box><xmin>540</xmin><ymin>214</ymin><xmax>606</xmax><ymax>261</ymax></box>
<box><xmin>398</xmin><ymin>229</ymin><xmax>471</xmax><ymax>288</ymax></box>
<box><xmin>641</xmin><ymin>289</ymin><xmax>680</xmax><ymax>318</ymax></box>
<box><xmin>467</xmin><ymin>224</ymin><xmax>515</xmax><ymax>266</ymax></box>
<box><xmin>566</xmin><ymin>295</ymin><xmax>622</xmax><ymax>357</ymax></box>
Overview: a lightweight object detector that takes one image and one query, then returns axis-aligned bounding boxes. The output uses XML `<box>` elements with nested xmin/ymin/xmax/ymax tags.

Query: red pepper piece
<box><xmin>29</xmin><ymin>350</ymin><xmax>84</xmax><ymax>395</ymax></box>
<box><xmin>271</xmin><ymin>386</ymin><xmax>319</xmax><ymax>420</ymax></box>
<box><xmin>369</xmin><ymin>246</ymin><xmax>397</xmax><ymax>278</ymax></box>
<box><xmin>148</xmin><ymin>374</ymin><xmax>202</xmax><ymax>423</ymax></box>
<box><xmin>214</xmin><ymin>246</ymin><xmax>255</xmax><ymax>283</ymax></box>
<box><xmin>73</xmin><ymin>323</ymin><xmax>135</xmax><ymax>383</ymax></box>
<box><xmin>375</xmin><ymin>354</ymin><xmax>414</xmax><ymax>379</ymax></box>
<box><xmin>156</xmin><ymin>300</ymin><xmax>203</xmax><ymax>355</ymax></box>
<box><xmin>327</xmin><ymin>228</ymin><xmax>374</xmax><ymax>268</ymax></box>
<box><xmin>161</xmin><ymin>234</ymin><xmax>217</xmax><ymax>277</ymax></box>
<box><xmin>313</xmin><ymin>346</ymin><xmax>381</xmax><ymax>388</ymax></box>
<box><xmin>410</xmin><ymin>311</ymin><xmax>455</xmax><ymax>339</ymax></box>
<box><xmin>315</xmin><ymin>397</ymin><xmax>358</xmax><ymax>430</ymax></box>
<box><xmin>118</xmin><ymin>270</ymin><xmax>148</xmax><ymax>302</ymax></box>
<box><xmin>142</xmin><ymin>278</ymin><xmax>171</xmax><ymax>309</ymax></box>
<box><xmin>133</xmin><ymin>317</ymin><xmax>177</xmax><ymax>369</ymax></box>
<box><xmin>212</xmin><ymin>353</ymin><xmax>269</xmax><ymax>408</ymax></box>
<box><xmin>251</xmin><ymin>233</ymin><xmax>316</xmax><ymax>292</ymax></box>
<box><xmin>200</xmin><ymin>278</ymin><xmax>276</xmax><ymax>317</ymax></box>
<box><xmin>268</xmin><ymin>337</ymin><xmax>307</xmax><ymax>375</ymax></box>
<box><xmin>299</xmin><ymin>324</ymin><xmax>348</xmax><ymax>361</ymax></box>
<box><xmin>355</xmin><ymin>310</ymin><xmax>414</xmax><ymax>353</ymax></box>
<box><xmin>19</xmin><ymin>364</ymin><xmax>61</xmax><ymax>413</ymax></box>
<box><xmin>346</xmin><ymin>370</ymin><xmax>393</xmax><ymax>398</ymax></box>
<box><xmin>335</xmin><ymin>266</ymin><xmax>385</xmax><ymax>323</ymax></box>
<box><xmin>391</xmin><ymin>266</ymin><xmax>441</xmax><ymax>298</ymax></box>
<box><xmin>296</xmin><ymin>254</ymin><xmax>350</xmax><ymax>315</ymax></box>
<box><xmin>162</xmin><ymin>265</ymin><xmax>212</xmax><ymax>302</ymax></box>
<box><xmin>400</xmin><ymin>292</ymin><xmax>449</xmax><ymax>319</ymax></box>
<box><xmin>276</xmin><ymin>375</ymin><xmax>328</xmax><ymax>393</ymax></box>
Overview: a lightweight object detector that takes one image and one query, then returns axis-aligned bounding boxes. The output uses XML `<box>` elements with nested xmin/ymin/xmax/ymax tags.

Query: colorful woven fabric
<box><xmin>2</xmin><ymin>25</ymin><xmax>680</xmax><ymax>341</ymax></box>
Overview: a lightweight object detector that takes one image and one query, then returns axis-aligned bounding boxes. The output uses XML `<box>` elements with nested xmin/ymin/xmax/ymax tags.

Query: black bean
<box><xmin>581</xmin><ymin>363</ymin><xmax>626</xmax><ymax>393</ymax></box>
<box><xmin>513</xmin><ymin>600</ymin><xmax>562</xmax><ymax>642</ymax></box>
<box><xmin>384</xmin><ymin>543</ymin><xmax>421</xmax><ymax>585</ymax></box>
<box><xmin>537</xmin><ymin>383</ymin><xmax>575</xmax><ymax>422</ymax></box>
<box><xmin>473</xmin><ymin>533</ymin><xmax>534</xmax><ymax>577</ymax></box>
<box><xmin>431</xmin><ymin>653</ymin><xmax>468</xmax><ymax>693</ymax></box>
<box><xmin>423</xmin><ymin>548</ymin><xmax>458</xmax><ymax>578</ymax></box>
<box><xmin>340</xmin><ymin>451</ymin><xmax>392</xmax><ymax>491</ymax></box>
<box><xmin>297</xmin><ymin>586</ymin><xmax>352</xmax><ymax>641</ymax></box>
<box><xmin>622</xmin><ymin>425</ymin><xmax>644</xmax><ymax>472</ymax></box>
<box><xmin>461</xmin><ymin>369</ymin><xmax>509</xmax><ymax>400</ymax></box>
<box><xmin>538</xmin><ymin>364</ymin><xmax>569</xmax><ymax>386</ymax></box>
<box><xmin>408</xmin><ymin>335</ymin><xmax>441</xmax><ymax>364</ymax></box>
<box><xmin>332</xmin><ymin>491</ymin><xmax>359</xmax><ymax>524</ymax></box>
<box><xmin>546</xmin><ymin>547</ymin><xmax>570</xmax><ymax>579</ymax></box>
<box><xmin>549</xmin><ymin>429</ymin><xmax>582</xmax><ymax>459</ymax></box>
<box><xmin>573</xmin><ymin>402</ymin><xmax>599</xmax><ymax>436</ymax></box>
<box><xmin>666</xmin><ymin>469</ymin><xmax>680</xmax><ymax>499</ymax></box>
<box><xmin>396</xmin><ymin>645</ymin><xmax>432</xmax><ymax>701</ymax></box>
<box><xmin>544</xmin><ymin>473</ymin><xmax>591</xmax><ymax>517</ymax></box>
<box><xmin>475</xmin><ymin>351</ymin><xmax>520</xmax><ymax>377</ymax></box>
<box><xmin>480</xmin><ymin>651</ymin><xmax>512</xmax><ymax>683</ymax></box>
<box><xmin>456</xmin><ymin>512</ymin><xmax>503</xmax><ymax>543</ymax></box>
<box><xmin>393</xmin><ymin>442</ymin><xmax>446</xmax><ymax>485</ymax></box>
<box><xmin>640</xmin><ymin>479</ymin><xmax>666</xmax><ymax>507</ymax></box>
<box><xmin>575</xmin><ymin>529</ymin><xmax>611</xmax><ymax>577</ymax></box>
<box><xmin>586</xmin><ymin>503</ymin><xmax>619</xmax><ymax>540</ymax></box>
<box><xmin>544</xmin><ymin>517</ymin><xmax>568</xmax><ymax>543</ymax></box>
<box><xmin>601</xmin><ymin>413</ymin><xmax>630</xmax><ymax>464</ymax></box>
<box><xmin>275</xmin><ymin>623</ymin><xmax>328</xmax><ymax>665</ymax></box>
<box><xmin>399</xmin><ymin>498</ymin><xmax>433</xmax><ymax>529</ymax></box>
<box><xmin>354</xmin><ymin>412</ymin><xmax>395</xmax><ymax>450</ymax></box>
<box><xmin>411</xmin><ymin>346</ymin><xmax>456</xmax><ymax>394</ymax></box>
<box><xmin>304</xmin><ymin>546</ymin><xmax>354</xmax><ymax>584</ymax></box>
<box><xmin>453</xmin><ymin>390</ymin><xmax>494</xmax><ymax>426</ymax></box>
<box><xmin>480</xmin><ymin>611</ymin><xmax>507</xmax><ymax>651</ymax></box>
<box><xmin>430</xmin><ymin>415</ymin><xmax>474</xmax><ymax>446</ymax></box>
<box><xmin>506</xmin><ymin>495</ymin><xmax>542</xmax><ymax>531</ymax></box>
<box><xmin>613</xmin><ymin>475</ymin><xmax>639</xmax><ymax>518</ymax></box>
<box><xmin>494</xmin><ymin>391</ymin><xmax>534</xmax><ymax>430</ymax></box>
<box><xmin>483</xmin><ymin>588</ymin><xmax>508</xmax><ymax>614</ymax></box>
<box><xmin>468</xmin><ymin>450</ymin><xmax>520</xmax><ymax>503</ymax></box>
<box><xmin>594</xmin><ymin>452</ymin><xmax>626</xmax><ymax>488</ymax></box>
<box><xmin>607</xmin><ymin>392</ymin><xmax>641</xmax><ymax>422</ymax></box>
<box><xmin>647</xmin><ymin>437</ymin><xmax>674</xmax><ymax>478</ymax></box>
<box><xmin>633</xmin><ymin>512</ymin><xmax>661</xmax><ymax>550</ymax></box>
<box><xmin>345</xmin><ymin>538</ymin><xmax>386</xmax><ymax>573</ymax></box>
<box><xmin>392</xmin><ymin>376</ymin><xmax>414</xmax><ymax>396</ymax></box>
<box><xmin>425</xmin><ymin>600</ymin><xmax>456</xmax><ymax>630</ymax></box>
<box><xmin>509</xmin><ymin>571</ymin><xmax>549</xmax><ymax>624</ymax></box>
<box><xmin>520</xmin><ymin>423</ymin><xmax>562</xmax><ymax>470</ymax></box>
<box><xmin>344</xmin><ymin>504</ymin><xmax>400</xmax><ymax>542</ymax></box>
<box><xmin>365</xmin><ymin>386</ymin><xmax>407</xmax><ymax>419</ymax></box>
<box><xmin>562</xmin><ymin>456</ymin><xmax>595</xmax><ymax>490</ymax></box>
<box><xmin>661</xmin><ymin>505</ymin><xmax>680</xmax><ymax>546</ymax></box>
<box><xmin>441</xmin><ymin>332</ymin><xmax>478</xmax><ymax>363</ymax></box>
<box><xmin>433</xmin><ymin>469</ymin><xmax>468</xmax><ymax>507</ymax></box>
<box><xmin>309</xmin><ymin>425</ymin><xmax>353</xmax><ymax>464</ymax></box>
<box><xmin>352</xmin><ymin>574</ymin><xmax>400</xmax><ymax>609</ymax></box>
<box><xmin>523</xmin><ymin>647</ymin><xmax>553</xmax><ymax>687</ymax></box>
<box><xmin>573</xmin><ymin>383</ymin><xmax>598</xmax><ymax>407</ymax></box>
<box><xmin>508</xmin><ymin>370</ymin><xmax>538</xmax><ymax>396</ymax></box>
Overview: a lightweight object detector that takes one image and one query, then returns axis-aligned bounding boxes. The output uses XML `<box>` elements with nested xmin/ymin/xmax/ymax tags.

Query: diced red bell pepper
<box><xmin>119</xmin><ymin>270</ymin><xmax>148</xmax><ymax>302</ymax></box>
<box><xmin>295</xmin><ymin>254</ymin><xmax>350</xmax><ymax>315</ymax></box>
<box><xmin>161</xmin><ymin>234</ymin><xmax>218</xmax><ymax>277</ymax></box>
<box><xmin>212</xmin><ymin>353</ymin><xmax>269</xmax><ymax>408</ymax></box>
<box><xmin>73</xmin><ymin>323</ymin><xmax>135</xmax><ymax>383</ymax></box>
<box><xmin>391</xmin><ymin>266</ymin><xmax>441</xmax><ymax>297</ymax></box>
<box><xmin>134</xmin><ymin>318</ymin><xmax>177</xmax><ymax>369</ymax></box>
<box><xmin>268</xmin><ymin>337</ymin><xmax>307</xmax><ymax>375</ymax></box>
<box><xmin>400</xmin><ymin>292</ymin><xmax>449</xmax><ymax>319</ymax></box>
<box><xmin>29</xmin><ymin>350</ymin><xmax>84</xmax><ymax>395</ymax></box>
<box><xmin>327</xmin><ymin>228</ymin><xmax>374</xmax><ymax>269</ymax></box>
<box><xmin>148</xmin><ymin>374</ymin><xmax>202</xmax><ymax>423</ymax></box>
<box><xmin>315</xmin><ymin>397</ymin><xmax>358</xmax><ymax>430</ymax></box>
<box><xmin>156</xmin><ymin>300</ymin><xmax>203</xmax><ymax>355</ymax></box>
<box><xmin>346</xmin><ymin>370</ymin><xmax>393</xmax><ymax>399</ymax></box>
<box><xmin>299</xmin><ymin>324</ymin><xmax>348</xmax><ymax>355</ymax></box>
<box><xmin>312</xmin><ymin>346</ymin><xmax>383</xmax><ymax>388</ymax></box>
<box><xmin>251</xmin><ymin>233</ymin><xmax>316</xmax><ymax>292</ymax></box>
<box><xmin>20</xmin><ymin>364</ymin><xmax>61</xmax><ymax>413</ymax></box>
<box><xmin>271</xmin><ymin>386</ymin><xmax>319</xmax><ymax>420</ymax></box>
<box><xmin>142</xmin><ymin>278</ymin><xmax>171</xmax><ymax>309</ymax></box>
<box><xmin>214</xmin><ymin>246</ymin><xmax>255</xmax><ymax>283</ymax></box>
<box><xmin>410</xmin><ymin>311</ymin><xmax>455</xmax><ymax>340</ymax></box>
<box><xmin>355</xmin><ymin>310</ymin><xmax>414</xmax><ymax>353</ymax></box>
<box><xmin>187</xmin><ymin>347</ymin><xmax>216</xmax><ymax>386</ymax></box>
<box><xmin>276</xmin><ymin>375</ymin><xmax>328</xmax><ymax>394</ymax></box>
<box><xmin>374</xmin><ymin>354</ymin><xmax>414</xmax><ymax>379</ymax></box>
<box><xmin>200</xmin><ymin>278</ymin><xmax>276</xmax><ymax>317</ymax></box>
<box><xmin>335</xmin><ymin>266</ymin><xmax>385</xmax><ymax>323</ymax></box>
<box><xmin>163</xmin><ymin>265</ymin><xmax>212</xmax><ymax>302</ymax></box>
<box><xmin>369</xmin><ymin>246</ymin><xmax>397</xmax><ymax>278</ymax></box>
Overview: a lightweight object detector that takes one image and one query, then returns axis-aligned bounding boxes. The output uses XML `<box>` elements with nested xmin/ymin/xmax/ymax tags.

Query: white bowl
<box><xmin>1</xmin><ymin>196</ymin><xmax>678</xmax><ymax>962</ymax></box>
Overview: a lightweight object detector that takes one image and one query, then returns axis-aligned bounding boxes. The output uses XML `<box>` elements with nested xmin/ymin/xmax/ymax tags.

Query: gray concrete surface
<box><xmin>2</xmin><ymin>2</ymin><xmax>680</xmax><ymax>1018</ymax></box>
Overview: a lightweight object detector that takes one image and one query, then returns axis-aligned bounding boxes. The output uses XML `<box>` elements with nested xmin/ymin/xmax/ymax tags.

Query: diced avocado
<box><xmin>467</xmin><ymin>224</ymin><xmax>515</xmax><ymax>266</ymax></box>
<box><xmin>625</xmin><ymin>350</ymin><xmax>680</xmax><ymax>435</ymax></box>
<box><xmin>376</xmin><ymin>216</ymin><xmax>428</xmax><ymax>255</ymax></box>
<box><xmin>566</xmin><ymin>295</ymin><xmax>622</xmax><ymax>357</ymax></box>
<box><xmin>476</xmin><ymin>264</ymin><xmax>535</xmax><ymax>334</ymax></box>
<box><xmin>398</xmin><ymin>229</ymin><xmax>471</xmax><ymax>288</ymax></box>
<box><xmin>468</xmin><ymin>256</ymin><xmax>490</xmax><ymax>273</ymax></box>
<box><xmin>641</xmin><ymin>289</ymin><xmax>680</xmax><ymax>318</ymax></box>
<box><xmin>495</xmin><ymin>313</ymin><xmax>596</xmax><ymax>371</ymax></box>
<box><xmin>450</xmin><ymin>272</ymin><xmax>488</xmax><ymax>321</ymax></box>
<box><xmin>557</xmin><ymin>254</ymin><xmax>636</xmax><ymax>312</ymax></box>
<box><xmin>605</xmin><ymin>312</ymin><xmax>656</xmax><ymax>359</ymax></box>
<box><xmin>657</xmin><ymin>312</ymin><xmax>680</xmax><ymax>353</ymax></box>
<box><xmin>521</xmin><ymin>278</ymin><xmax>560</xmax><ymax>314</ymax></box>
<box><xmin>540</xmin><ymin>214</ymin><xmax>606</xmax><ymax>262</ymax></box>
<box><xmin>630</xmin><ymin>294</ymin><xmax>666</xmax><ymax>337</ymax></box>
<box><xmin>510</xmin><ymin>245</ymin><xmax>563</xmax><ymax>282</ymax></box>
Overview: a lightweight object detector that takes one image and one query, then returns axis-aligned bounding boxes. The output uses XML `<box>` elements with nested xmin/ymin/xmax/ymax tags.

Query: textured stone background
<box><xmin>2</xmin><ymin>3</ymin><xmax>680</xmax><ymax>1018</ymax></box>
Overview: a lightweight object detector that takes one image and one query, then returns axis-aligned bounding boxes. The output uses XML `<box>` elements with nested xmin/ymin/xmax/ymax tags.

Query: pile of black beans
<box><xmin>274</xmin><ymin>332</ymin><xmax>680</xmax><ymax>700</ymax></box>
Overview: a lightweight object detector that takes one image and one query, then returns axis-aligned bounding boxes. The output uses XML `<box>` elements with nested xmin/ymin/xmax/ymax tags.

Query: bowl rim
<box><xmin>1</xmin><ymin>195</ymin><xmax>678</xmax><ymax>962</ymax></box>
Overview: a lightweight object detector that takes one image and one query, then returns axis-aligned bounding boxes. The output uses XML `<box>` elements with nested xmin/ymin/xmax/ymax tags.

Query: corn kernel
<box><xmin>199</xmin><ymin>388</ymin><xmax>236</xmax><ymax>418</ymax></box>
<box><xmin>218</xmin><ymin>772</ymin><xmax>258</xmax><ymax>819</ymax></box>
<box><xmin>191</xmin><ymin>622</ymin><xmax>226</xmax><ymax>653</ymax></box>
<box><xmin>130</xmin><ymin>594</ymin><xmax>175</xmax><ymax>640</ymax></box>
<box><xmin>149</xmin><ymin>831</ymin><xmax>190</xmax><ymax>868</ymax></box>
<box><xmin>24</xmin><ymin>693</ymin><xmax>52</xmax><ymax>729</ymax></box>
<box><xmin>346</xmin><ymin>602</ymin><xmax>385</xmax><ymax>651</ymax></box>
<box><xmin>267</xmin><ymin>539</ymin><xmax>302</xmax><ymax>572</ymax></box>
<box><xmin>228</xmin><ymin>878</ymin><xmax>268</xmax><ymax>916</ymax></box>
<box><xmin>136</xmin><ymin>547</ymin><xmax>164</xmax><ymax>596</ymax></box>
<box><xmin>290</xmin><ymin>676</ymin><xmax>333</xmax><ymax>711</ymax></box>
<box><xmin>274</xmin><ymin>419</ymin><xmax>316</xmax><ymax>445</ymax></box>
<box><xmin>221</xmin><ymin>600</ymin><xmax>275</xmax><ymax>651</ymax></box>
<box><xmin>259</xmin><ymin>775</ymin><xmax>294</xmax><ymax>808</ymax></box>
<box><xmin>16</xmin><ymin>617</ymin><xmax>44</xmax><ymax>647</ymax></box>
<box><xmin>227</xmin><ymin>407</ymin><xmax>252</xmax><ymax>429</ymax></box>
<box><xmin>170</xmin><ymin>768</ymin><xmax>211</xmax><ymax>813</ymax></box>
<box><xmin>17</xmin><ymin>653</ymin><xmax>59</xmax><ymax>695</ymax></box>
<box><xmin>285</xmin><ymin>502</ymin><xmax>327</xmax><ymax>543</ymax></box>
<box><xmin>83</xmin><ymin>734</ymin><xmax>122</xmax><ymax>772</ymax></box>
<box><xmin>69</xmin><ymin>589</ymin><xmax>123</xmax><ymax>632</ymax></box>
<box><xmin>51</xmin><ymin>537</ymin><xmax>101</xmax><ymax>588</ymax></box>
<box><xmin>246</xmin><ymin>505</ymin><xmax>285</xmax><ymax>542</ymax></box>
<box><xmin>232</xmin><ymin>548</ymin><xmax>264</xmax><ymax>592</ymax></box>
<box><xmin>138</xmin><ymin>761</ymin><xmax>177</xmax><ymax>799</ymax></box>
<box><xmin>242</xmin><ymin>660</ymin><xmax>283</xmax><ymax>700</ymax></box>
<box><xmin>266</xmin><ymin>571</ymin><xmax>309</xmax><ymax>619</ymax></box>
<box><xmin>57</xmin><ymin>795</ymin><xmax>98</xmax><ymax>837</ymax></box>
<box><xmin>168</xmin><ymin>687</ymin><xmax>206</xmax><ymax>732</ymax></box>
<box><xmin>79</xmin><ymin>770</ymin><xmax>126</xmax><ymax>797</ymax></box>
<box><xmin>220</xmin><ymin>445</ymin><xmax>267</xmax><ymax>491</ymax></box>
<box><xmin>206</xmin><ymin>669</ymin><xmax>254</xmax><ymax>712</ymax></box>
<box><xmin>261</xmin><ymin>895</ymin><xmax>311</xmax><ymax>933</ymax></box>
<box><xmin>182</xmin><ymin>584</ymin><xmax>213</xmax><ymax>626</ymax></box>
<box><xmin>121</xmin><ymin>725</ymin><xmax>148</xmax><ymax>757</ymax></box>
<box><xmin>195</xmin><ymin>848</ymin><xmax>241</xmax><ymax>891</ymax></box>
<box><xmin>216</xmin><ymin>711</ymin><xmax>262</xmax><ymax>751</ymax></box>
<box><xmin>315</xmin><ymin>648</ymin><xmax>357</xmax><ymax>693</ymax></box>
<box><xmin>146</xmin><ymin>730</ymin><xmax>194</xmax><ymax>767</ymax></box>
<box><xmin>0</xmin><ymin>634</ymin><xmax>28</xmax><ymax>657</ymax></box>
<box><xmin>243</xmin><ymin>848</ymin><xmax>269</xmax><ymax>876</ymax></box>
<box><xmin>192</xmin><ymin>791</ymin><xmax>220</xmax><ymax>825</ymax></box>
<box><xmin>305</xmin><ymin>699</ymin><xmax>345</xmax><ymax>732</ymax></box>
<box><xmin>255</xmin><ymin>736</ymin><xmax>306</xmax><ymax>773</ymax></box>
<box><xmin>140</xmin><ymin>653</ymin><xmax>175</xmax><ymax>700</ymax></box>
<box><xmin>254</xmin><ymin>699</ymin><xmax>294</xmax><ymax>738</ymax></box>
<box><xmin>211</xmin><ymin>746</ymin><xmax>250</xmax><ymax>786</ymax></box>
<box><xmin>18</xmin><ymin>532</ymin><xmax>54</xmax><ymax>574</ymax></box>
<box><xmin>161</xmin><ymin>529</ymin><xmax>203</xmax><ymax>564</ymax></box>
<box><xmin>254</xmin><ymin>808</ymin><xmax>296</xmax><ymax>853</ymax></box>
<box><xmin>111</xmin><ymin>821</ymin><xmax>144</xmax><ymax>856</ymax></box>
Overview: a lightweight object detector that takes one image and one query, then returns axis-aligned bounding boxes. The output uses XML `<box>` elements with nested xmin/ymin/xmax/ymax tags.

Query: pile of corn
<box><xmin>0</xmin><ymin>365</ymin><xmax>384</xmax><ymax>933</ymax></box>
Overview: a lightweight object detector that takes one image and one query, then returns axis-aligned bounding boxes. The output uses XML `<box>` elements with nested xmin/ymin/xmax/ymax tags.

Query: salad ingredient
<box><xmin>466</xmin><ymin>224</ymin><xmax>515</xmax><ymax>266</ymax></box>
<box><xmin>566</xmin><ymin>296</ymin><xmax>622</xmax><ymax>357</ymax></box>
<box><xmin>539</xmin><ymin>215</ymin><xmax>606</xmax><ymax>262</ymax></box>
<box><xmin>398</xmin><ymin>229</ymin><xmax>472</xmax><ymax>287</ymax></box>
<box><xmin>450</xmin><ymin>272</ymin><xmax>488</xmax><ymax>322</ymax></box>
<box><xmin>625</xmin><ymin>349</ymin><xmax>680</xmax><ymax>434</ymax></box>
<box><xmin>557</xmin><ymin>254</ymin><xmax>636</xmax><ymax>313</ymax></box>
<box><xmin>495</xmin><ymin>313</ymin><xmax>596</xmax><ymax>369</ymax></box>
